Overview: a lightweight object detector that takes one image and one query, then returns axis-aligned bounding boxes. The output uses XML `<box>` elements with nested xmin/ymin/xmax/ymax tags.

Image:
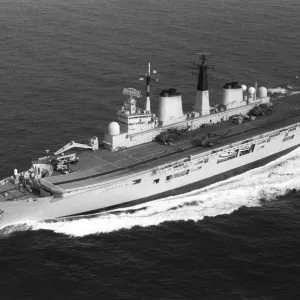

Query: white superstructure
<box><xmin>103</xmin><ymin>55</ymin><xmax>270</xmax><ymax>151</ymax></box>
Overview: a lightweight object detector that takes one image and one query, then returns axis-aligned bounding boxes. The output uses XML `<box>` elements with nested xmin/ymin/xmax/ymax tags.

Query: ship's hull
<box><xmin>82</xmin><ymin>142</ymin><xmax>299</xmax><ymax>214</ymax></box>
<box><xmin>1</xmin><ymin>123</ymin><xmax>300</xmax><ymax>229</ymax></box>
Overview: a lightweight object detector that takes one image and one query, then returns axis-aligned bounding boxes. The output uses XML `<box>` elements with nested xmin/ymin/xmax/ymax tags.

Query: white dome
<box><xmin>257</xmin><ymin>87</ymin><xmax>268</xmax><ymax>98</ymax></box>
<box><xmin>248</xmin><ymin>87</ymin><xmax>256</xmax><ymax>95</ymax></box>
<box><xmin>241</xmin><ymin>85</ymin><xmax>247</xmax><ymax>92</ymax></box>
<box><xmin>108</xmin><ymin>122</ymin><xmax>120</xmax><ymax>136</ymax></box>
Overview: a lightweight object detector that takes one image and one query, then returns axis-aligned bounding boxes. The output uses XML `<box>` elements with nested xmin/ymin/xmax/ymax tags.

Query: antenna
<box><xmin>193</xmin><ymin>53</ymin><xmax>214</xmax><ymax>68</ymax></box>
<box><xmin>192</xmin><ymin>53</ymin><xmax>215</xmax><ymax>80</ymax></box>
<box><xmin>45</xmin><ymin>149</ymin><xmax>50</xmax><ymax>159</ymax></box>
<box><xmin>139</xmin><ymin>62</ymin><xmax>159</xmax><ymax>81</ymax></box>
<box><xmin>123</xmin><ymin>88</ymin><xmax>142</xmax><ymax>99</ymax></box>
<box><xmin>195</xmin><ymin>53</ymin><xmax>210</xmax><ymax>65</ymax></box>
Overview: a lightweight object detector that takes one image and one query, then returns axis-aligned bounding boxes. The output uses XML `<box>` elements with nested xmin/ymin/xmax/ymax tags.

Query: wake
<box><xmin>268</xmin><ymin>84</ymin><xmax>300</xmax><ymax>98</ymax></box>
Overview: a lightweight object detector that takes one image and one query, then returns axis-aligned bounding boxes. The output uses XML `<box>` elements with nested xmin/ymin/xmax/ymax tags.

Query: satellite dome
<box><xmin>248</xmin><ymin>87</ymin><xmax>256</xmax><ymax>95</ymax></box>
<box><xmin>257</xmin><ymin>87</ymin><xmax>268</xmax><ymax>98</ymax></box>
<box><xmin>241</xmin><ymin>85</ymin><xmax>247</xmax><ymax>92</ymax></box>
<box><xmin>108</xmin><ymin>122</ymin><xmax>120</xmax><ymax>136</ymax></box>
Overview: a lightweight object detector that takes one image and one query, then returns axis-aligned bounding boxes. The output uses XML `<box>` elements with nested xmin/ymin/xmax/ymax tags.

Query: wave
<box><xmin>268</xmin><ymin>84</ymin><xmax>300</xmax><ymax>98</ymax></box>
<box><xmin>2</xmin><ymin>147</ymin><xmax>299</xmax><ymax>237</ymax></box>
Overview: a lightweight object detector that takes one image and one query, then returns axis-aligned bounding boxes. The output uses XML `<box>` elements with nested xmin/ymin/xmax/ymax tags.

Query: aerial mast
<box><xmin>139</xmin><ymin>62</ymin><xmax>158</xmax><ymax>113</ymax></box>
<box><xmin>193</xmin><ymin>53</ymin><xmax>213</xmax><ymax>116</ymax></box>
<box><xmin>196</xmin><ymin>54</ymin><xmax>209</xmax><ymax>91</ymax></box>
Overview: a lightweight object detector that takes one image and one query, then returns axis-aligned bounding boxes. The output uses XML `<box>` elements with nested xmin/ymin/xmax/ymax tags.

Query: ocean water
<box><xmin>0</xmin><ymin>0</ymin><xmax>300</xmax><ymax>299</ymax></box>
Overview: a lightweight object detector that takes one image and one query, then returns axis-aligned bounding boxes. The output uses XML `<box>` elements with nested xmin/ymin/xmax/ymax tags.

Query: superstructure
<box><xmin>1</xmin><ymin>54</ymin><xmax>300</xmax><ymax>228</ymax></box>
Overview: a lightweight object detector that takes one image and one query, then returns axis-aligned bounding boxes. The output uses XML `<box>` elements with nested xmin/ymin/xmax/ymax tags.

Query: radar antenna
<box><xmin>195</xmin><ymin>53</ymin><xmax>210</xmax><ymax>65</ymax></box>
<box><xmin>123</xmin><ymin>88</ymin><xmax>142</xmax><ymax>99</ymax></box>
<box><xmin>193</xmin><ymin>53</ymin><xmax>214</xmax><ymax>69</ymax></box>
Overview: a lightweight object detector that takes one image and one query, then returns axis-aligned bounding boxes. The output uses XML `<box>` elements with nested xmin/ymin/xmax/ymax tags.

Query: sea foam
<box><xmin>268</xmin><ymin>85</ymin><xmax>300</xmax><ymax>97</ymax></box>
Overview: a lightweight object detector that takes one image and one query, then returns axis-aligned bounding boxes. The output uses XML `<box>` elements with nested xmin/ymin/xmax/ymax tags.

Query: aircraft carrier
<box><xmin>1</xmin><ymin>54</ymin><xmax>300</xmax><ymax>228</ymax></box>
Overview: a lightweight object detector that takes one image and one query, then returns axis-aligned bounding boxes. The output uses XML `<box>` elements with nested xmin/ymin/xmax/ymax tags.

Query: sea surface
<box><xmin>0</xmin><ymin>0</ymin><xmax>300</xmax><ymax>299</ymax></box>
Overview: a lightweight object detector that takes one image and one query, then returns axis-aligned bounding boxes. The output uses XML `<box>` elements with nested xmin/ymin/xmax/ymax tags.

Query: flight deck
<box><xmin>41</xmin><ymin>93</ymin><xmax>300</xmax><ymax>192</ymax></box>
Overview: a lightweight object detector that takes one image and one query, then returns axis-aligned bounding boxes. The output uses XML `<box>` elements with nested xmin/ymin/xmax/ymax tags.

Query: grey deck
<box><xmin>43</xmin><ymin>94</ymin><xmax>300</xmax><ymax>191</ymax></box>
<box><xmin>0</xmin><ymin>180</ymin><xmax>35</xmax><ymax>202</ymax></box>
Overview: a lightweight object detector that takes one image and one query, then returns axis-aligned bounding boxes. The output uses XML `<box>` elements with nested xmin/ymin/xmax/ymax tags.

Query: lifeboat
<box><xmin>219</xmin><ymin>150</ymin><xmax>237</xmax><ymax>159</ymax></box>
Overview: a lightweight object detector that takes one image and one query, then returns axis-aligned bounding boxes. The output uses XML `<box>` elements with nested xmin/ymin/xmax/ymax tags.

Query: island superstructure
<box><xmin>1</xmin><ymin>54</ymin><xmax>300</xmax><ymax>228</ymax></box>
<box><xmin>103</xmin><ymin>55</ymin><xmax>269</xmax><ymax>151</ymax></box>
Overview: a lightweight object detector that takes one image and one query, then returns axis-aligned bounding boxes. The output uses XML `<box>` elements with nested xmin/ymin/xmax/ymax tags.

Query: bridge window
<box><xmin>166</xmin><ymin>175</ymin><xmax>172</xmax><ymax>181</ymax></box>
<box><xmin>153</xmin><ymin>179</ymin><xmax>160</xmax><ymax>184</ymax></box>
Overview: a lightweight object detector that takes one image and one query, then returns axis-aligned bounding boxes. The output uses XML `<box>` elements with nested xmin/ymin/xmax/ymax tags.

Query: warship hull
<box><xmin>1</xmin><ymin>112</ymin><xmax>300</xmax><ymax>228</ymax></box>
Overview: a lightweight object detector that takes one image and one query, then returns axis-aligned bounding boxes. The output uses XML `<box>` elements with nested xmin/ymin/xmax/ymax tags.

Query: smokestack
<box><xmin>158</xmin><ymin>88</ymin><xmax>183</xmax><ymax>124</ymax></box>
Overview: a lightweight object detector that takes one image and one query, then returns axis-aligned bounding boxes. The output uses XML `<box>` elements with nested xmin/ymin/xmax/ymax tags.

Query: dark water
<box><xmin>1</xmin><ymin>0</ymin><xmax>300</xmax><ymax>299</ymax></box>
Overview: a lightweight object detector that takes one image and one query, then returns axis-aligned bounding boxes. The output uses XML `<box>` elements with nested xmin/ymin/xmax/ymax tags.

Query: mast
<box><xmin>193</xmin><ymin>54</ymin><xmax>213</xmax><ymax>116</ymax></box>
<box><xmin>139</xmin><ymin>62</ymin><xmax>158</xmax><ymax>113</ymax></box>
<box><xmin>145</xmin><ymin>62</ymin><xmax>151</xmax><ymax>112</ymax></box>
<box><xmin>196</xmin><ymin>55</ymin><xmax>208</xmax><ymax>91</ymax></box>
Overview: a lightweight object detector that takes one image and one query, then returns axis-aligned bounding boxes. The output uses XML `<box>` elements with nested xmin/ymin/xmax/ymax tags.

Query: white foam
<box><xmin>7</xmin><ymin>147</ymin><xmax>296</xmax><ymax>237</ymax></box>
<box><xmin>267</xmin><ymin>85</ymin><xmax>300</xmax><ymax>99</ymax></box>
<box><xmin>268</xmin><ymin>87</ymin><xmax>289</xmax><ymax>95</ymax></box>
